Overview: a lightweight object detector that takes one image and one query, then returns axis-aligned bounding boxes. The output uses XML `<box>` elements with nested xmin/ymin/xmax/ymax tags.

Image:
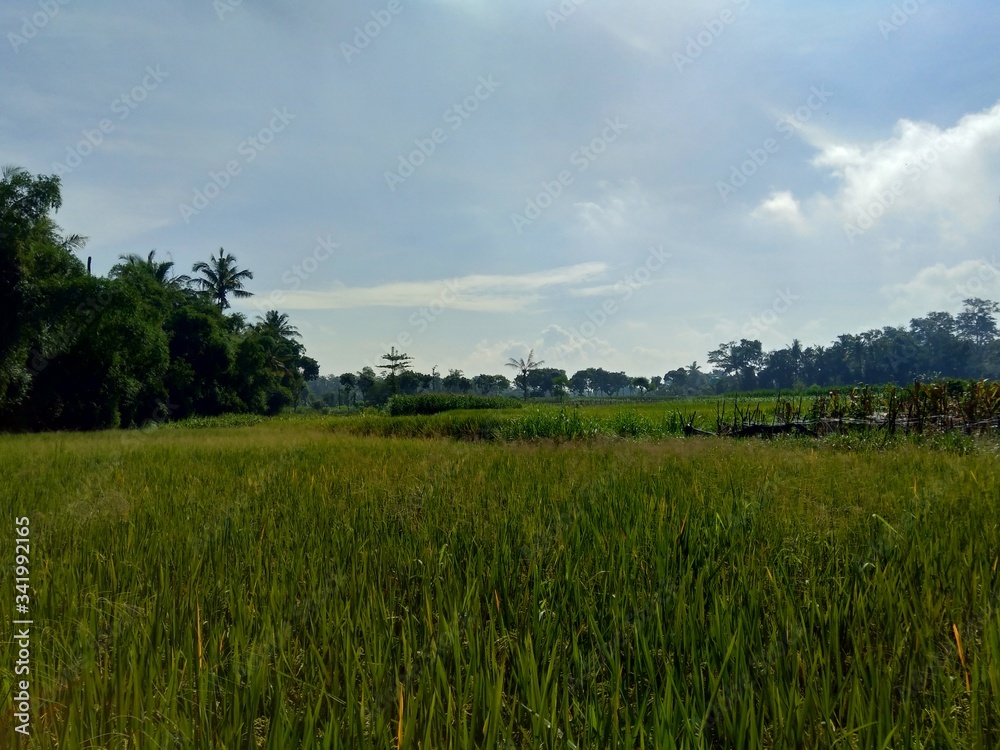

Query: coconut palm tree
<box><xmin>506</xmin><ymin>348</ymin><xmax>545</xmax><ymax>400</ymax></box>
<box><xmin>191</xmin><ymin>247</ymin><xmax>254</xmax><ymax>310</ymax></box>
<box><xmin>112</xmin><ymin>249</ymin><xmax>191</xmax><ymax>289</ymax></box>
<box><xmin>256</xmin><ymin>310</ymin><xmax>300</xmax><ymax>339</ymax></box>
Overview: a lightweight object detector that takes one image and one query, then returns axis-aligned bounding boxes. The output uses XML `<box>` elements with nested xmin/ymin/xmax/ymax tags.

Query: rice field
<box><xmin>1</xmin><ymin>412</ymin><xmax>999</xmax><ymax>748</ymax></box>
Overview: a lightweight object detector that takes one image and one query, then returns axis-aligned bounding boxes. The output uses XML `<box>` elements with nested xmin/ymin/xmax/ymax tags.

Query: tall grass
<box><xmin>1</xmin><ymin>420</ymin><xmax>998</xmax><ymax>747</ymax></box>
<box><xmin>341</xmin><ymin>407</ymin><xmax>694</xmax><ymax>442</ymax></box>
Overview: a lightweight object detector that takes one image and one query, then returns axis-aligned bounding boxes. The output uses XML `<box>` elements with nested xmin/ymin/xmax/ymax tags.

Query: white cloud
<box><xmin>573</xmin><ymin>180</ymin><xmax>650</xmax><ymax>235</ymax></box>
<box><xmin>790</xmin><ymin>102</ymin><xmax>1000</xmax><ymax>235</ymax></box>
<box><xmin>275</xmin><ymin>262</ymin><xmax>608</xmax><ymax>311</ymax></box>
<box><xmin>539</xmin><ymin>323</ymin><xmax>616</xmax><ymax>370</ymax></box>
<box><xmin>881</xmin><ymin>257</ymin><xmax>1000</xmax><ymax>315</ymax></box>
<box><xmin>465</xmin><ymin>338</ymin><xmax>529</xmax><ymax>372</ymax></box>
<box><xmin>751</xmin><ymin>190</ymin><xmax>805</xmax><ymax>229</ymax></box>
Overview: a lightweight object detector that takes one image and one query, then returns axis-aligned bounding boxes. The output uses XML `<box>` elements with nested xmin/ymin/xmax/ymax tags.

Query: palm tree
<box><xmin>506</xmin><ymin>348</ymin><xmax>545</xmax><ymax>400</ymax></box>
<box><xmin>256</xmin><ymin>310</ymin><xmax>300</xmax><ymax>339</ymax></box>
<box><xmin>112</xmin><ymin>249</ymin><xmax>191</xmax><ymax>289</ymax></box>
<box><xmin>191</xmin><ymin>247</ymin><xmax>254</xmax><ymax>310</ymax></box>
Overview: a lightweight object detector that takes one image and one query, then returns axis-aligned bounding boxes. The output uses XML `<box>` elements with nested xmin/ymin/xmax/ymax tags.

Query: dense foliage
<box><xmin>0</xmin><ymin>167</ymin><xmax>317</xmax><ymax>431</ymax></box>
<box><xmin>385</xmin><ymin>393</ymin><xmax>523</xmax><ymax>416</ymax></box>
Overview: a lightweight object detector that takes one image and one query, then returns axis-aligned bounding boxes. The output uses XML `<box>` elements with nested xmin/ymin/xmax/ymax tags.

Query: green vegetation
<box><xmin>0</xmin><ymin>167</ymin><xmax>317</xmax><ymax>431</ymax></box>
<box><xmin>350</xmin><ymin>405</ymin><xmax>686</xmax><ymax>441</ymax></box>
<box><xmin>3</xmin><ymin>413</ymin><xmax>998</xmax><ymax>748</ymax></box>
<box><xmin>386</xmin><ymin>393</ymin><xmax>523</xmax><ymax>416</ymax></box>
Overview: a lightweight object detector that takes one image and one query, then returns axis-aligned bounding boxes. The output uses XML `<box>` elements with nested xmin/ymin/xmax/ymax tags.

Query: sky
<box><xmin>4</xmin><ymin>0</ymin><xmax>1000</xmax><ymax>379</ymax></box>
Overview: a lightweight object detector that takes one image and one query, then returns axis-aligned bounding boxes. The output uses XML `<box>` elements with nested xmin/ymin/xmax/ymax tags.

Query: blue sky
<box><xmin>4</xmin><ymin>0</ymin><xmax>1000</xmax><ymax>378</ymax></box>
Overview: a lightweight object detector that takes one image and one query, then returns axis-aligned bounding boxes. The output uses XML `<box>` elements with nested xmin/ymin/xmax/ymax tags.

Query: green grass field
<box><xmin>2</xmin><ymin>409</ymin><xmax>999</xmax><ymax>748</ymax></box>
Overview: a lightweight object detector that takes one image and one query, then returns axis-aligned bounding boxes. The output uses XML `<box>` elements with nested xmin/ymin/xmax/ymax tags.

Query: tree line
<box><xmin>701</xmin><ymin>299</ymin><xmax>1000</xmax><ymax>393</ymax></box>
<box><xmin>0</xmin><ymin>166</ymin><xmax>317</xmax><ymax>431</ymax></box>
<box><xmin>315</xmin><ymin>299</ymin><xmax>1000</xmax><ymax>406</ymax></box>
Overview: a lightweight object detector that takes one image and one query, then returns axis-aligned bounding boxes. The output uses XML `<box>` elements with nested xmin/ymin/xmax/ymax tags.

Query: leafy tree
<box><xmin>909</xmin><ymin>312</ymin><xmax>966</xmax><ymax>377</ymax></box>
<box><xmin>708</xmin><ymin>339</ymin><xmax>764</xmax><ymax>390</ymax></box>
<box><xmin>339</xmin><ymin>372</ymin><xmax>358</xmax><ymax>406</ymax></box>
<box><xmin>298</xmin><ymin>356</ymin><xmax>320</xmax><ymax>383</ymax></box>
<box><xmin>166</xmin><ymin>303</ymin><xmax>240</xmax><ymax>418</ymax></box>
<box><xmin>585</xmin><ymin>368</ymin><xmax>630</xmax><ymax>396</ymax></box>
<box><xmin>956</xmin><ymin>298</ymin><xmax>1000</xmax><ymax>348</ymax></box>
<box><xmin>357</xmin><ymin>367</ymin><xmax>377</xmax><ymax>403</ymax></box>
<box><xmin>379</xmin><ymin>347</ymin><xmax>413</xmax><ymax>395</ymax></box>
<box><xmin>25</xmin><ymin>276</ymin><xmax>170</xmax><ymax>429</ymax></box>
<box><xmin>398</xmin><ymin>370</ymin><xmax>427</xmax><ymax>396</ymax></box>
<box><xmin>760</xmin><ymin>347</ymin><xmax>799</xmax><ymax>390</ymax></box>
<box><xmin>664</xmin><ymin>368</ymin><xmax>688</xmax><ymax>393</ymax></box>
<box><xmin>552</xmin><ymin>373</ymin><xmax>570</xmax><ymax>400</ymax></box>
<box><xmin>256</xmin><ymin>310</ymin><xmax>300</xmax><ymax>339</ymax></box>
<box><xmin>525</xmin><ymin>367</ymin><xmax>568</xmax><ymax>398</ymax></box>
<box><xmin>0</xmin><ymin>165</ymin><xmax>87</xmax><ymax>416</ymax></box>
<box><xmin>632</xmin><ymin>376</ymin><xmax>650</xmax><ymax>396</ymax></box>
<box><xmin>473</xmin><ymin>373</ymin><xmax>510</xmax><ymax>395</ymax></box>
<box><xmin>111</xmin><ymin>250</ymin><xmax>191</xmax><ymax>290</ymax></box>
<box><xmin>569</xmin><ymin>370</ymin><xmax>591</xmax><ymax>396</ymax></box>
<box><xmin>506</xmin><ymin>349</ymin><xmax>545</xmax><ymax>400</ymax></box>
<box><xmin>191</xmin><ymin>247</ymin><xmax>254</xmax><ymax>311</ymax></box>
<box><xmin>443</xmin><ymin>369</ymin><xmax>472</xmax><ymax>393</ymax></box>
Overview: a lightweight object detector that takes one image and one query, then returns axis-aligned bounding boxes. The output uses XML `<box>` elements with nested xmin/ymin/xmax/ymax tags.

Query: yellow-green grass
<box><xmin>1</xmin><ymin>418</ymin><xmax>998</xmax><ymax>748</ymax></box>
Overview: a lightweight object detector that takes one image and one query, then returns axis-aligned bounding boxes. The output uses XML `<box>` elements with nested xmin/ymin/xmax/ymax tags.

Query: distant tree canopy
<box><xmin>699</xmin><ymin>300</ymin><xmax>1000</xmax><ymax>394</ymax></box>
<box><xmin>0</xmin><ymin>167</ymin><xmax>317</xmax><ymax>431</ymax></box>
<box><xmin>316</xmin><ymin>296</ymin><xmax>1000</xmax><ymax>408</ymax></box>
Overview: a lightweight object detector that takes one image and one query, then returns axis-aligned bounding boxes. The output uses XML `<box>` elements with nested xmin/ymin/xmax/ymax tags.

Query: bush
<box><xmin>386</xmin><ymin>393</ymin><xmax>523</xmax><ymax>416</ymax></box>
